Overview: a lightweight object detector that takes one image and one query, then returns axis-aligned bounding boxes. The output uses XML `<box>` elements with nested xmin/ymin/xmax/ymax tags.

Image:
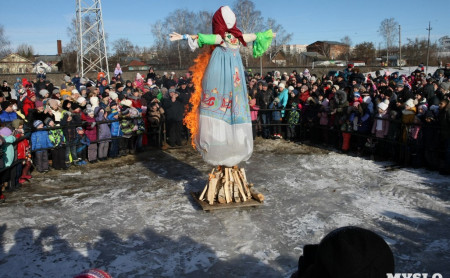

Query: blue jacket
<box><xmin>269</xmin><ymin>101</ymin><xmax>283</xmax><ymax>121</ymax></box>
<box><xmin>0</xmin><ymin>111</ymin><xmax>18</xmax><ymax>122</ymax></box>
<box><xmin>107</xmin><ymin>111</ymin><xmax>122</xmax><ymax>137</ymax></box>
<box><xmin>278</xmin><ymin>88</ymin><xmax>289</xmax><ymax>117</ymax></box>
<box><xmin>31</xmin><ymin>130</ymin><xmax>53</xmax><ymax>151</ymax></box>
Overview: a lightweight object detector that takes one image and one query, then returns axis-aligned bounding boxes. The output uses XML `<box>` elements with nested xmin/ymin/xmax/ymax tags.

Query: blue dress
<box><xmin>196</xmin><ymin>41</ymin><xmax>253</xmax><ymax>166</ymax></box>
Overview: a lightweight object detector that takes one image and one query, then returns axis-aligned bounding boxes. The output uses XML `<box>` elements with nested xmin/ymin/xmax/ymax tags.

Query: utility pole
<box><xmin>426</xmin><ymin>22</ymin><xmax>432</xmax><ymax>74</ymax></box>
<box><xmin>76</xmin><ymin>0</ymin><xmax>110</xmax><ymax>82</ymax></box>
<box><xmin>398</xmin><ymin>25</ymin><xmax>402</xmax><ymax>69</ymax></box>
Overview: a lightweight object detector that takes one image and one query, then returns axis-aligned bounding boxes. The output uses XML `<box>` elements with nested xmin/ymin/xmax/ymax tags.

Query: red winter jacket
<box><xmin>15</xmin><ymin>134</ymin><xmax>30</xmax><ymax>160</ymax></box>
<box><xmin>22</xmin><ymin>97</ymin><xmax>35</xmax><ymax>116</ymax></box>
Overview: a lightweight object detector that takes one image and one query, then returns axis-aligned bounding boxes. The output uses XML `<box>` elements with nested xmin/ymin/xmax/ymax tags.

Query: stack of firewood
<box><xmin>199</xmin><ymin>166</ymin><xmax>264</xmax><ymax>205</ymax></box>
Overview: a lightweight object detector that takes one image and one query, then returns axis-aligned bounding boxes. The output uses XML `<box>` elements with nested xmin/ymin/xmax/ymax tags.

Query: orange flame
<box><xmin>184</xmin><ymin>47</ymin><xmax>213</xmax><ymax>149</ymax></box>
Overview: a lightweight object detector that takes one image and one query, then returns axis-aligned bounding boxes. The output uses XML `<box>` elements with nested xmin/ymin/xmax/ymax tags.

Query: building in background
<box><xmin>306</xmin><ymin>41</ymin><xmax>350</xmax><ymax>60</ymax></box>
<box><xmin>0</xmin><ymin>53</ymin><xmax>34</xmax><ymax>74</ymax></box>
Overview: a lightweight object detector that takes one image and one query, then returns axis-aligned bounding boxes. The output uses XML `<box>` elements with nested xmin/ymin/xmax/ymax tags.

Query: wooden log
<box><xmin>218</xmin><ymin>185</ymin><xmax>226</xmax><ymax>204</ymax></box>
<box><xmin>233</xmin><ymin>183</ymin><xmax>241</xmax><ymax>202</ymax></box>
<box><xmin>240</xmin><ymin>168</ymin><xmax>248</xmax><ymax>184</ymax></box>
<box><xmin>199</xmin><ymin>184</ymin><xmax>208</xmax><ymax>201</ymax></box>
<box><xmin>249</xmin><ymin>187</ymin><xmax>264</xmax><ymax>203</ymax></box>
<box><xmin>224</xmin><ymin>181</ymin><xmax>231</xmax><ymax>203</ymax></box>
<box><xmin>207</xmin><ymin>178</ymin><xmax>218</xmax><ymax>205</ymax></box>
<box><xmin>200</xmin><ymin>168</ymin><xmax>216</xmax><ymax>200</ymax></box>
<box><xmin>233</xmin><ymin>171</ymin><xmax>247</xmax><ymax>202</ymax></box>
<box><xmin>237</xmin><ymin>170</ymin><xmax>252</xmax><ymax>199</ymax></box>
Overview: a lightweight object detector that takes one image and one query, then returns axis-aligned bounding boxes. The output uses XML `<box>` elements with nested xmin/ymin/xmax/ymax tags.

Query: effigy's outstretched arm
<box><xmin>170</xmin><ymin>32</ymin><xmax>222</xmax><ymax>51</ymax></box>
<box><xmin>246</xmin><ymin>30</ymin><xmax>277</xmax><ymax>58</ymax></box>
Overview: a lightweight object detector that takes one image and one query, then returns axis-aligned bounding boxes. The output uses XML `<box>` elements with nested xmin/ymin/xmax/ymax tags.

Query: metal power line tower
<box><xmin>76</xmin><ymin>0</ymin><xmax>110</xmax><ymax>81</ymax></box>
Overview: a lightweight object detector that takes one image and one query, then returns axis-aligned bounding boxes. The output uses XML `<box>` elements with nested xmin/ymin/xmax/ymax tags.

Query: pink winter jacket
<box><xmin>249</xmin><ymin>98</ymin><xmax>260</xmax><ymax>121</ymax></box>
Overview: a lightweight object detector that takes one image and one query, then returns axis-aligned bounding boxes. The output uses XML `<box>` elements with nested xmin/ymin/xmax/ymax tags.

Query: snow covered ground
<box><xmin>0</xmin><ymin>139</ymin><xmax>449</xmax><ymax>277</ymax></box>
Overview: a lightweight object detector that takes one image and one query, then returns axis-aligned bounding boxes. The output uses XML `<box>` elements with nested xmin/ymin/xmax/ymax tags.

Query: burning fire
<box><xmin>184</xmin><ymin>47</ymin><xmax>213</xmax><ymax>149</ymax></box>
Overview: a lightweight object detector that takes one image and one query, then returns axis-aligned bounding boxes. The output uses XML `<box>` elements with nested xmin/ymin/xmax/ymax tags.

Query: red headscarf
<box><xmin>212</xmin><ymin>6</ymin><xmax>246</xmax><ymax>46</ymax></box>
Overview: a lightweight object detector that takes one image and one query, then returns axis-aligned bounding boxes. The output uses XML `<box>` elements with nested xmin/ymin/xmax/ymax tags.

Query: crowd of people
<box><xmin>247</xmin><ymin>63</ymin><xmax>450</xmax><ymax>173</ymax></box>
<box><xmin>1</xmin><ymin>62</ymin><xmax>450</xmax><ymax>202</ymax></box>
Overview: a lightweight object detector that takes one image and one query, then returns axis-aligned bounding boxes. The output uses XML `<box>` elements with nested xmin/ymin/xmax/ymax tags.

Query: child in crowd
<box><xmin>46</xmin><ymin>117</ymin><xmax>66</xmax><ymax>170</ymax></box>
<box><xmin>84</xmin><ymin>108</ymin><xmax>98</xmax><ymax>162</ymax></box>
<box><xmin>31</xmin><ymin>120</ymin><xmax>53</xmax><ymax>173</ymax></box>
<box><xmin>75</xmin><ymin>127</ymin><xmax>89</xmax><ymax>165</ymax></box>
<box><xmin>147</xmin><ymin>101</ymin><xmax>165</xmax><ymax>147</ymax></box>
<box><xmin>95</xmin><ymin>107</ymin><xmax>111</xmax><ymax>161</ymax></box>
<box><xmin>119</xmin><ymin>99</ymin><xmax>136</xmax><ymax>155</ymax></box>
<box><xmin>61</xmin><ymin>111</ymin><xmax>79</xmax><ymax>166</ymax></box>
<box><xmin>1</xmin><ymin>127</ymin><xmax>16</xmax><ymax>201</ymax></box>
<box><xmin>12</xmin><ymin>119</ymin><xmax>32</xmax><ymax>184</ymax></box>
<box><xmin>269</xmin><ymin>97</ymin><xmax>283</xmax><ymax>139</ymax></box>
<box><xmin>107</xmin><ymin>101</ymin><xmax>121</xmax><ymax>158</ymax></box>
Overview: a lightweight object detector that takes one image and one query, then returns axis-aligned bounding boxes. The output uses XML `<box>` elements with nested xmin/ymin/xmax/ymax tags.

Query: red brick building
<box><xmin>306</xmin><ymin>41</ymin><xmax>350</xmax><ymax>60</ymax></box>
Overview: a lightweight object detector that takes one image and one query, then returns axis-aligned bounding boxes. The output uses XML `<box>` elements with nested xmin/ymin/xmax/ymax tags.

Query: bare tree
<box><xmin>0</xmin><ymin>25</ymin><xmax>11</xmax><ymax>58</ymax></box>
<box><xmin>352</xmin><ymin>42</ymin><xmax>376</xmax><ymax>65</ymax></box>
<box><xmin>112</xmin><ymin>38</ymin><xmax>135</xmax><ymax>57</ymax></box>
<box><xmin>151</xmin><ymin>20</ymin><xmax>170</xmax><ymax>67</ymax></box>
<box><xmin>265</xmin><ymin>18</ymin><xmax>292</xmax><ymax>62</ymax></box>
<box><xmin>340</xmin><ymin>36</ymin><xmax>352</xmax><ymax>61</ymax></box>
<box><xmin>164</xmin><ymin>9</ymin><xmax>196</xmax><ymax>69</ymax></box>
<box><xmin>16</xmin><ymin>43</ymin><xmax>34</xmax><ymax>58</ymax></box>
<box><xmin>378</xmin><ymin>18</ymin><xmax>398</xmax><ymax>65</ymax></box>
<box><xmin>403</xmin><ymin>38</ymin><xmax>438</xmax><ymax>67</ymax></box>
<box><xmin>196</xmin><ymin>11</ymin><xmax>213</xmax><ymax>34</ymax></box>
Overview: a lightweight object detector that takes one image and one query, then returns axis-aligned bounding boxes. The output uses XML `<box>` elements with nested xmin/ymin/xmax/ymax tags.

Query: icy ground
<box><xmin>0</xmin><ymin>138</ymin><xmax>449</xmax><ymax>277</ymax></box>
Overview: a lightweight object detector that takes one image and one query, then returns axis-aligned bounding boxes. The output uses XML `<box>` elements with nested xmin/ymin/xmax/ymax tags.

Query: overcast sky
<box><xmin>2</xmin><ymin>0</ymin><xmax>449</xmax><ymax>55</ymax></box>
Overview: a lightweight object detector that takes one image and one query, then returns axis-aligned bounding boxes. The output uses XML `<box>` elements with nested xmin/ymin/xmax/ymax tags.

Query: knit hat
<box><xmin>418</xmin><ymin>104</ymin><xmax>428</xmax><ymax>113</ymax></box>
<box><xmin>0</xmin><ymin>127</ymin><xmax>12</xmax><ymax>136</ymax></box>
<box><xmin>108</xmin><ymin>92</ymin><xmax>118</xmax><ymax>100</ymax></box>
<box><xmin>440</xmin><ymin>82</ymin><xmax>450</xmax><ymax>92</ymax></box>
<box><xmin>35</xmin><ymin>100</ymin><xmax>44</xmax><ymax>108</ymax></box>
<box><xmin>378</xmin><ymin>102</ymin><xmax>388</xmax><ymax>111</ymax></box>
<box><xmin>310</xmin><ymin>76</ymin><xmax>317</xmax><ymax>82</ymax></box>
<box><xmin>11</xmin><ymin>119</ymin><xmax>24</xmax><ymax>129</ymax></box>
<box><xmin>76</xmin><ymin>126</ymin><xmax>83</xmax><ymax>132</ymax></box>
<box><xmin>278</xmin><ymin>83</ymin><xmax>285</xmax><ymax>89</ymax></box>
<box><xmin>120</xmin><ymin>99</ymin><xmax>132</xmax><ymax>108</ymax></box>
<box><xmin>44</xmin><ymin>117</ymin><xmax>54</xmax><ymax>126</ymax></box>
<box><xmin>333</xmin><ymin>85</ymin><xmax>339</xmax><ymax>91</ymax></box>
<box><xmin>33</xmin><ymin>120</ymin><xmax>43</xmax><ymax>128</ymax></box>
<box><xmin>110</xmin><ymin>101</ymin><xmax>117</xmax><ymax>107</ymax></box>
<box><xmin>354</xmin><ymin>92</ymin><xmax>361</xmax><ymax>98</ymax></box>
<box><xmin>405</xmin><ymin>98</ymin><xmax>414</xmax><ymax>108</ymax></box>
<box><xmin>39</xmin><ymin>89</ymin><xmax>49</xmax><ymax>98</ymax></box>
<box><xmin>77</xmin><ymin>97</ymin><xmax>86</xmax><ymax>104</ymax></box>
<box><xmin>85</xmin><ymin>108</ymin><xmax>94</xmax><ymax>115</ymax></box>
<box><xmin>288</xmin><ymin>86</ymin><xmax>294</xmax><ymax>91</ymax></box>
<box><xmin>90</xmin><ymin>96</ymin><xmax>99</xmax><ymax>108</ymax></box>
<box><xmin>72</xmin><ymin>89</ymin><xmax>80</xmax><ymax>95</ymax></box>
<box><xmin>52</xmin><ymin>88</ymin><xmax>60</xmax><ymax>95</ymax></box>
<box><xmin>168</xmin><ymin>88</ymin><xmax>176</xmax><ymax>93</ymax></box>
<box><xmin>74</xmin><ymin>268</ymin><xmax>112</xmax><ymax>278</ymax></box>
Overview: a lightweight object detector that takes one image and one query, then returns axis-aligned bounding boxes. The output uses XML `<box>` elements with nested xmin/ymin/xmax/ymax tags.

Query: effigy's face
<box><xmin>224</xmin><ymin>33</ymin><xmax>239</xmax><ymax>46</ymax></box>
